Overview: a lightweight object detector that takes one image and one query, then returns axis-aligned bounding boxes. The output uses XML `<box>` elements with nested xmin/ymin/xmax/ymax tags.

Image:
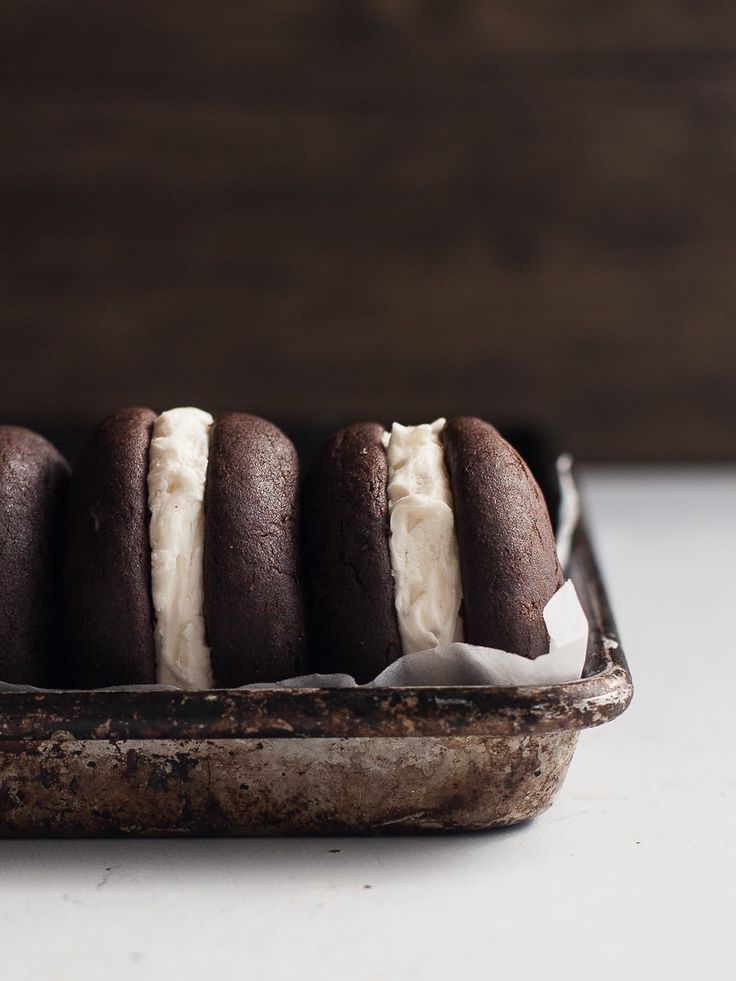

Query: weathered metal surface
<box><xmin>0</xmin><ymin>733</ymin><xmax>579</xmax><ymax>836</ymax></box>
<box><xmin>0</xmin><ymin>513</ymin><xmax>632</xmax><ymax>835</ymax></box>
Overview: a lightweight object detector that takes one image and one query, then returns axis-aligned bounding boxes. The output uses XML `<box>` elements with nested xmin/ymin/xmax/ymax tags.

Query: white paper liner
<box><xmin>0</xmin><ymin>456</ymin><xmax>587</xmax><ymax>691</ymax></box>
<box><xmin>248</xmin><ymin>579</ymin><xmax>588</xmax><ymax>689</ymax></box>
<box><xmin>555</xmin><ymin>453</ymin><xmax>580</xmax><ymax>571</ymax></box>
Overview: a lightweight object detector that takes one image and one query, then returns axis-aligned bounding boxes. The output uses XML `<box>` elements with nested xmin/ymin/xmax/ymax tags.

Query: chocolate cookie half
<box><xmin>204</xmin><ymin>412</ymin><xmax>304</xmax><ymax>686</ymax></box>
<box><xmin>0</xmin><ymin>426</ymin><xmax>70</xmax><ymax>686</ymax></box>
<box><xmin>64</xmin><ymin>407</ymin><xmax>157</xmax><ymax>686</ymax></box>
<box><xmin>302</xmin><ymin>423</ymin><xmax>401</xmax><ymax>683</ymax></box>
<box><xmin>441</xmin><ymin>416</ymin><xmax>564</xmax><ymax>658</ymax></box>
<box><xmin>65</xmin><ymin>406</ymin><xmax>304</xmax><ymax>687</ymax></box>
<box><xmin>303</xmin><ymin>416</ymin><xmax>563</xmax><ymax>679</ymax></box>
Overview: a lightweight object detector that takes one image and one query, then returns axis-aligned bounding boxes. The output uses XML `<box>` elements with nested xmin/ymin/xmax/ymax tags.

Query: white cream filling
<box><xmin>382</xmin><ymin>419</ymin><xmax>464</xmax><ymax>653</ymax></box>
<box><xmin>148</xmin><ymin>407</ymin><xmax>214</xmax><ymax>688</ymax></box>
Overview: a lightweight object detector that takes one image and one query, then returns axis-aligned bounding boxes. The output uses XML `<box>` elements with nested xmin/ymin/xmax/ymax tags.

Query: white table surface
<box><xmin>2</xmin><ymin>467</ymin><xmax>735</xmax><ymax>981</ymax></box>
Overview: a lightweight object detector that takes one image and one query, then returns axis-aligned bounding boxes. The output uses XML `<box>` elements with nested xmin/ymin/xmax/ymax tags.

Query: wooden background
<box><xmin>3</xmin><ymin>1</ymin><xmax>736</xmax><ymax>460</ymax></box>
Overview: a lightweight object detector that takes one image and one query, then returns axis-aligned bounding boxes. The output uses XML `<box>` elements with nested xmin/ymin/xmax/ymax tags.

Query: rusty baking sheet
<box><xmin>0</xmin><ymin>490</ymin><xmax>632</xmax><ymax>836</ymax></box>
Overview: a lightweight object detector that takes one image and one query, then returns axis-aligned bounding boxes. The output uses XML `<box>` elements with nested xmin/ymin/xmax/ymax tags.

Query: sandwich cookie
<box><xmin>64</xmin><ymin>407</ymin><xmax>304</xmax><ymax>687</ymax></box>
<box><xmin>0</xmin><ymin>426</ymin><xmax>71</xmax><ymax>686</ymax></box>
<box><xmin>303</xmin><ymin>417</ymin><xmax>563</xmax><ymax>682</ymax></box>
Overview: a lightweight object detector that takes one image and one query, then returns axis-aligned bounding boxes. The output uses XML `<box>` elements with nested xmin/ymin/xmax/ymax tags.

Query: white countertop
<box><xmin>2</xmin><ymin>467</ymin><xmax>734</xmax><ymax>981</ymax></box>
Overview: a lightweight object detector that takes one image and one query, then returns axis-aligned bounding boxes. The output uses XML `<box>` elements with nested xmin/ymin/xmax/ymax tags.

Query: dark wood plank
<box><xmin>2</xmin><ymin>3</ymin><xmax>736</xmax><ymax>459</ymax></box>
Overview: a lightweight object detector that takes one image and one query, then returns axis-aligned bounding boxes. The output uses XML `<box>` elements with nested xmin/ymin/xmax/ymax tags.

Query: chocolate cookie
<box><xmin>302</xmin><ymin>423</ymin><xmax>401</xmax><ymax>683</ymax></box>
<box><xmin>63</xmin><ymin>407</ymin><xmax>157</xmax><ymax>686</ymax></box>
<box><xmin>441</xmin><ymin>416</ymin><xmax>563</xmax><ymax>658</ymax></box>
<box><xmin>65</xmin><ymin>406</ymin><xmax>305</xmax><ymax>688</ymax></box>
<box><xmin>0</xmin><ymin>426</ymin><xmax>70</xmax><ymax>686</ymax></box>
<box><xmin>204</xmin><ymin>412</ymin><xmax>304</xmax><ymax>685</ymax></box>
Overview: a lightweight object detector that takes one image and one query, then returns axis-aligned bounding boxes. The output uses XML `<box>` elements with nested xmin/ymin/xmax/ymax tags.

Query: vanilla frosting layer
<box><xmin>148</xmin><ymin>407</ymin><xmax>214</xmax><ymax>688</ymax></box>
<box><xmin>383</xmin><ymin>419</ymin><xmax>464</xmax><ymax>653</ymax></box>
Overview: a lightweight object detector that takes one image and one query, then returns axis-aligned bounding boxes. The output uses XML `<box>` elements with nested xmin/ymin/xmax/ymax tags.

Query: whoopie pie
<box><xmin>64</xmin><ymin>407</ymin><xmax>304</xmax><ymax>688</ymax></box>
<box><xmin>0</xmin><ymin>426</ymin><xmax>70</xmax><ymax>686</ymax></box>
<box><xmin>303</xmin><ymin>416</ymin><xmax>563</xmax><ymax>683</ymax></box>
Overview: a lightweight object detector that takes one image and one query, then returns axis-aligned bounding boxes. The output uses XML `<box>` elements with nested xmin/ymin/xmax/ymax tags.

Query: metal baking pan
<box><xmin>0</xmin><ymin>457</ymin><xmax>632</xmax><ymax>836</ymax></box>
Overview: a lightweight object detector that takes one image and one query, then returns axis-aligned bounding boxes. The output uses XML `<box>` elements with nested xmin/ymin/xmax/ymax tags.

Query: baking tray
<box><xmin>0</xmin><ymin>465</ymin><xmax>632</xmax><ymax>836</ymax></box>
